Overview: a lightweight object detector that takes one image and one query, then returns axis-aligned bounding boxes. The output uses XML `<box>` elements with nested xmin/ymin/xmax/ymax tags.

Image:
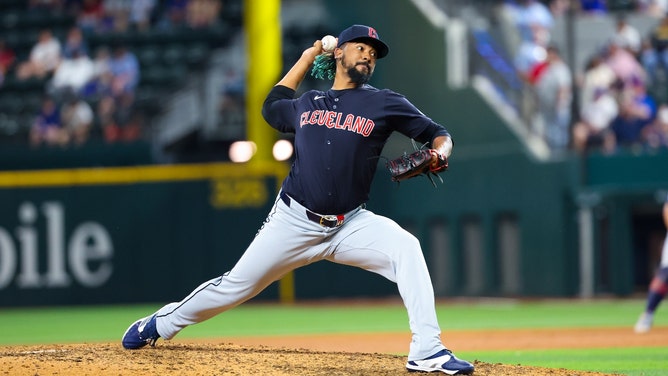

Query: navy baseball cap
<box><xmin>336</xmin><ymin>24</ymin><xmax>389</xmax><ymax>58</ymax></box>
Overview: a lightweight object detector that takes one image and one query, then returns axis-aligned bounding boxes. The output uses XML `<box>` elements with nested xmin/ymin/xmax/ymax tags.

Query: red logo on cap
<box><xmin>368</xmin><ymin>27</ymin><xmax>378</xmax><ymax>39</ymax></box>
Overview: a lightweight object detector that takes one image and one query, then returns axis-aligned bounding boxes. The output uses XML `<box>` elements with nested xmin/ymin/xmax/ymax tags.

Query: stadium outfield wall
<box><xmin>1</xmin><ymin>1</ymin><xmax>667</xmax><ymax>306</ymax></box>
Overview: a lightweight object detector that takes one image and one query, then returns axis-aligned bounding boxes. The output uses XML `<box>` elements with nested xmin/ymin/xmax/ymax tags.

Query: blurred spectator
<box><xmin>604</xmin><ymin>38</ymin><xmax>647</xmax><ymax>90</ymax></box>
<box><xmin>60</xmin><ymin>92</ymin><xmax>94</xmax><ymax>146</ymax></box>
<box><xmin>81</xmin><ymin>45</ymin><xmax>113</xmax><ymax>99</ymax></box>
<box><xmin>514</xmin><ymin>24</ymin><xmax>549</xmax><ymax>83</ymax></box>
<box><xmin>186</xmin><ymin>0</ymin><xmax>221</xmax><ymax>29</ymax></box>
<box><xmin>579</xmin><ymin>54</ymin><xmax>617</xmax><ymax>111</ymax></box>
<box><xmin>76</xmin><ymin>0</ymin><xmax>105</xmax><ymax>33</ymax></box>
<box><xmin>0</xmin><ymin>39</ymin><xmax>16</xmax><ymax>87</ymax></box>
<box><xmin>92</xmin><ymin>45</ymin><xmax>112</xmax><ymax>77</ymax></box>
<box><xmin>130</xmin><ymin>0</ymin><xmax>157</xmax><ymax>31</ymax></box>
<box><xmin>639</xmin><ymin>38</ymin><xmax>668</xmax><ymax>103</ymax></box>
<box><xmin>641</xmin><ymin>38</ymin><xmax>661</xmax><ymax>87</ymax></box>
<box><xmin>16</xmin><ymin>29</ymin><xmax>62</xmax><ymax>80</ymax></box>
<box><xmin>613</xmin><ymin>14</ymin><xmax>642</xmax><ymax>57</ymax></box>
<box><xmin>533</xmin><ymin>44</ymin><xmax>573</xmax><ymax>152</ymax></box>
<box><xmin>609</xmin><ymin>77</ymin><xmax>658</xmax><ymax>151</ymax></box>
<box><xmin>643</xmin><ymin>103</ymin><xmax>668</xmax><ymax>149</ymax></box>
<box><xmin>49</xmin><ymin>47</ymin><xmax>96</xmax><ymax>97</ymax></box>
<box><xmin>99</xmin><ymin>92</ymin><xmax>141</xmax><ymax>143</ymax></box>
<box><xmin>108</xmin><ymin>44</ymin><xmax>140</xmax><ymax>97</ymax></box>
<box><xmin>578</xmin><ymin>0</ymin><xmax>608</xmax><ymax>15</ymax></box>
<box><xmin>62</xmin><ymin>26</ymin><xmax>89</xmax><ymax>59</ymax></box>
<box><xmin>30</xmin><ymin>96</ymin><xmax>68</xmax><ymax>148</ymax></box>
<box><xmin>509</xmin><ymin>0</ymin><xmax>554</xmax><ymax>41</ymax></box>
<box><xmin>572</xmin><ymin>87</ymin><xmax>619</xmax><ymax>153</ymax></box>
<box><xmin>642</xmin><ymin>15</ymin><xmax>668</xmax><ymax>87</ymax></box>
<box><xmin>637</xmin><ymin>0</ymin><xmax>668</xmax><ymax>18</ymax></box>
<box><xmin>158</xmin><ymin>0</ymin><xmax>190</xmax><ymax>29</ymax></box>
<box><xmin>548</xmin><ymin>0</ymin><xmax>571</xmax><ymax>17</ymax></box>
<box><xmin>102</xmin><ymin>0</ymin><xmax>132</xmax><ymax>32</ymax></box>
<box><xmin>647</xmin><ymin>14</ymin><xmax>668</xmax><ymax>58</ymax></box>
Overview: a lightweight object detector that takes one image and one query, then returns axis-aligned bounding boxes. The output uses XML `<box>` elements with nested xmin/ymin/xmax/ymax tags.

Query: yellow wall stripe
<box><xmin>0</xmin><ymin>161</ymin><xmax>289</xmax><ymax>188</ymax></box>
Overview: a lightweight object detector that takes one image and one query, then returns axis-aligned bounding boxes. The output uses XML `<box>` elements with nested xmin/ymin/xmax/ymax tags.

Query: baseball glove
<box><xmin>386</xmin><ymin>149</ymin><xmax>448</xmax><ymax>187</ymax></box>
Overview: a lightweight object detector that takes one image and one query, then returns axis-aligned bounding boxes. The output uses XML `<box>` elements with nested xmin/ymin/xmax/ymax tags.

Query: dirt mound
<box><xmin>0</xmin><ymin>343</ymin><xmax>620</xmax><ymax>376</ymax></box>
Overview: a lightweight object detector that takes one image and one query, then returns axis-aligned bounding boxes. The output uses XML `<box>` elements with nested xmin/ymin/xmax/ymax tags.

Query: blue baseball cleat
<box><xmin>406</xmin><ymin>348</ymin><xmax>474</xmax><ymax>374</ymax></box>
<box><xmin>121</xmin><ymin>314</ymin><xmax>160</xmax><ymax>349</ymax></box>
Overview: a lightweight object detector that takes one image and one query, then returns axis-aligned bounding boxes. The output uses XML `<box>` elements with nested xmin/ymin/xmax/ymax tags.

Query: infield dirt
<box><xmin>2</xmin><ymin>327</ymin><xmax>667</xmax><ymax>375</ymax></box>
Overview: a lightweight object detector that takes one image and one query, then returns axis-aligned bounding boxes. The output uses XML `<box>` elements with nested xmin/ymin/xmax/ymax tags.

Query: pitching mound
<box><xmin>0</xmin><ymin>343</ymin><xmax>620</xmax><ymax>376</ymax></box>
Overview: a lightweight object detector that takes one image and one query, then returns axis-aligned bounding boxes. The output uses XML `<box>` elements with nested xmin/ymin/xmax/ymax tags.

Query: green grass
<box><xmin>464</xmin><ymin>347</ymin><xmax>668</xmax><ymax>376</ymax></box>
<box><xmin>0</xmin><ymin>298</ymin><xmax>666</xmax><ymax>375</ymax></box>
<box><xmin>434</xmin><ymin>298</ymin><xmax>661</xmax><ymax>329</ymax></box>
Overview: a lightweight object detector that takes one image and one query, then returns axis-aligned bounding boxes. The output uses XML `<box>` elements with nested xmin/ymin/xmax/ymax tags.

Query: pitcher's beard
<box><xmin>347</xmin><ymin>64</ymin><xmax>372</xmax><ymax>85</ymax></box>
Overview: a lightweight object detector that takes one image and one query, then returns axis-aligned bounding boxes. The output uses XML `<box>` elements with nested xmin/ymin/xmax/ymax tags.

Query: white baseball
<box><xmin>321</xmin><ymin>35</ymin><xmax>337</xmax><ymax>53</ymax></box>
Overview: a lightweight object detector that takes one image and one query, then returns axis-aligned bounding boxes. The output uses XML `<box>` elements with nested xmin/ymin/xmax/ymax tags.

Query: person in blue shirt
<box><xmin>29</xmin><ymin>96</ymin><xmax>68</xmax><ymax>147</ymax></box>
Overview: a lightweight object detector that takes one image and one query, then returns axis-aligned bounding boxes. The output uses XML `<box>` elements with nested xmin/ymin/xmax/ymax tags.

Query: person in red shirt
<box><xmin>76</xmin><ymin>0</ymin><xmax>105</xmax><ymax>33</ymax></box>
<box><xmin>0</xmin><ymin>39</ymin><xmax>16</xmax><ymax>86</ymax></box>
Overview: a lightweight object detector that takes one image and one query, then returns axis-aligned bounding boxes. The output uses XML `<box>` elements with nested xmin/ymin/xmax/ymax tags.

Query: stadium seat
<box><xmin>137</xmin><ymin>45</ymin><xmax>161</xmax><ymax>68</ymax></box>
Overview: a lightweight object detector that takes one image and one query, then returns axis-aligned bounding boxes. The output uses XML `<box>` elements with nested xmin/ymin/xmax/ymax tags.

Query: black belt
<box><xmin>280</xmin><ymin>191</ymin><xmax>345</xmax><ymax>228</ymax></box>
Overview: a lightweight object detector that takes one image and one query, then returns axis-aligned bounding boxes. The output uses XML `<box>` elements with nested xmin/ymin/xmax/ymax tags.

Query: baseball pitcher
<box><xmin>122</xmin><ymin>24</ymin><xmax>473</xmax><ymax>375</ymax></box>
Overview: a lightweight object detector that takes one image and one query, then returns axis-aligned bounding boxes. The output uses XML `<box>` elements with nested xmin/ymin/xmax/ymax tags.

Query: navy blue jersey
<box><xmin>262</xmin><ymin>84</ymin><xmax>450</xmax><ymax>214</ymax></box>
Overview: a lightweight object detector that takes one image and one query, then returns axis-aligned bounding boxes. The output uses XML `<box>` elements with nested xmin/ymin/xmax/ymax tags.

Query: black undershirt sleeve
<box><xmin>261</xmin><ymin>85</ymin><xmax>296</xmax><ymax>120</ymax></box>
<box><xmin>414</xmin><ymin>125</ymin><xmax>450</xmax><ymax>148</ymax></box>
